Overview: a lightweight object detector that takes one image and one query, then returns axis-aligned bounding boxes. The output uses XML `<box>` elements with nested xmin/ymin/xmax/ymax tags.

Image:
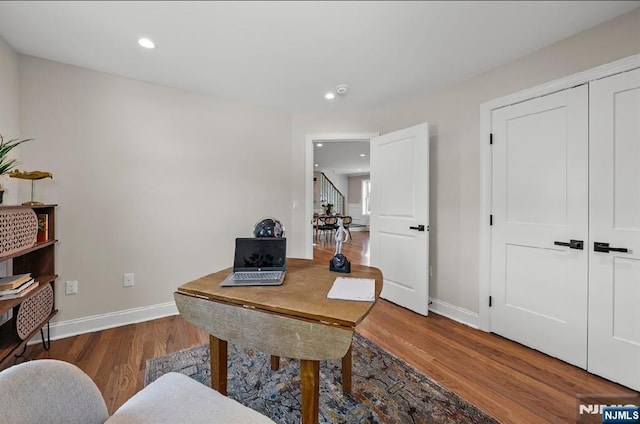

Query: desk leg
<box><xmin>300</xmin><ymin>359</ymin><xmax>320</xmax><ymax>424</ymax></box>
<box><xmin>341</xmin><ymin>343</ymin><xmax>352</xmax><ymax>394</ymax></box>
<box><xmin>270</xmin><ymin>355</ymin><xmax>280</xmax><ymax>371</ymax></box>
<box><xmin>210</xmin><ymin>335</ymin><xmax>227</xmax><ymax>396</ymax></box>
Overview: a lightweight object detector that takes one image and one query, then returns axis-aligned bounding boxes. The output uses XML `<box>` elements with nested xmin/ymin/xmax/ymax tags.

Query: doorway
<box><xmin>304</xmin><ymin>133</ymin><xmax>377</xmax><ymax>259</ymax></box>
<box><xmin>309</xmin><ymin>138</ymin><xmax>372</xmax><ymax>263</ymax></box>
<box><xmin>305</xmin><ymin>124</ymin><xmax>431</xmax><ymax>316</ymax></box>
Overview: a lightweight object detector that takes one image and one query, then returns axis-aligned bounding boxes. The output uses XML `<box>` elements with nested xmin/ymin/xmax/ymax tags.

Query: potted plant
<box><xmin>322</xmin><ymin>202</ymin><xmax>334</xmax><ymax>215</ymax></box>
<box><xmin>0</xmin><ymin>134</ymin><xmax>33</xmax><ymax>204</ymax></box>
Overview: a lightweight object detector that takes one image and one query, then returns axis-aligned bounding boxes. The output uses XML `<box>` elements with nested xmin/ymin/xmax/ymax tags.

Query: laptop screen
<box><xmin>233</xmin><ymin>238</ymin><xmax>287</xmax><ymax>272</ymax></box>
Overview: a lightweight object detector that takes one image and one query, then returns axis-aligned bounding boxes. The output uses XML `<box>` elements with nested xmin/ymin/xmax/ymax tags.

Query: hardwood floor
<box><xmin>313</xmin><ymin>227</ymin><xmax>370</xmax><ymax>265</ymax></box>
<box><xmin>11</xmin><ymin>230</ymin><xmax>637</xmax><ymax>422</ymax></box>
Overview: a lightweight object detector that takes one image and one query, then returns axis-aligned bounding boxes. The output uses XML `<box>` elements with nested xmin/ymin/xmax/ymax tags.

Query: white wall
<box><xmin>18</xmin><ymin>56</ymin><xmax>292</xmax><ymax>322</ymax></box>
<box><xmin>0</xmin><ymin>36</ymin><xmax>20</xmax><ymax>205</ymax></box>
<box><xmin>0</xmin><ymin>37</ymin><xmax>20</xmax><ymax>281</ymax></box>
<box><xmin>289</xmin><ymin>8</ymin><xmax>640</xmax><ymax>315</ymax></box>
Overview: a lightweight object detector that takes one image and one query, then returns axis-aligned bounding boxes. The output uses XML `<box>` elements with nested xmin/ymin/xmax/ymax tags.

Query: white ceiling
<box><xmin>1</xmin><ymin>1</ymin><xmax>638</xmax><ymax>176</ymax></box>
<box><xmin>314</xmin><ymin>141</ymin><xmax>371</xmax><ymax>177</ymax></box>
<box><xmin>0</xmin><ymin>1</ymin><xmax>638</xmax><ymax>115</ymax></box>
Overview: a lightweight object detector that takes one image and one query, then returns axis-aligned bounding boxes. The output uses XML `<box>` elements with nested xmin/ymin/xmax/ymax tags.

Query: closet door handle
<box><xmin>554</xmin><ymin>240</ymin><xmax>583</xmax><ymax>250</ymax></box>
<box><xmin>594</xmin><ymin>242</ymin><xmax>628</xmax><ymax>253</ymax></box>
<box><xmin>409</xmin><ymin>225</ymin><xmax>425</xmax><ymax>231</ymax></box>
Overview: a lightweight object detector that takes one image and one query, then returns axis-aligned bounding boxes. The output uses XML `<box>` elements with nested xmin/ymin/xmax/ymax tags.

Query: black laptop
<box><xmin>220</xmin><ymin>238</ymin><xmax>287</xmax><ymax>286</ymax></box>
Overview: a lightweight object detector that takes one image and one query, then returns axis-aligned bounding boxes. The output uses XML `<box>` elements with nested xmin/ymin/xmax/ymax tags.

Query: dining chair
<box><xmin>317</xmin><ymin>216</ymin><xmax>338</xmax><ymax>241</ymax></box>
<box><xmin>341</xmin><ymin>216</ymin><xmax>353</xmax><ymax>241</ymax></box>
<box><xmin>312</xmin><ymin>213</ymin><xmax>320</xmax><ymax>240</ymax></box>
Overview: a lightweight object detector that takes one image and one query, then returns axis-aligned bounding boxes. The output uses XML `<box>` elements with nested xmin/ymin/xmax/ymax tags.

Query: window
<box><xmin>362</xmin><ymin>180</ymin><xmax>371</xmax><ymax>216</ymax></box>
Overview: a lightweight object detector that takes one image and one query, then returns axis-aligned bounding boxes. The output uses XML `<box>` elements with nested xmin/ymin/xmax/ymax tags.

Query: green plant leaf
<box><xmin>0</xmin><ymin>135</ymin><xmax>33</xmax><ymax>177</ymax></box>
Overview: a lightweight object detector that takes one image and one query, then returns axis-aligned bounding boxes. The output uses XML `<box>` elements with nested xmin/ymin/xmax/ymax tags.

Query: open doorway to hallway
<box><xmin>305</xmin><ymin>134</ymin><xmax>376</xmax><ymax>257</ymax></box>
<box><xmin>310</xmin><ymin>139</ymin><xmax>371</xmax><ymax>265</ymax></box>
<box><xmin>304</xmin><ymin>133</ymin><xmax>377</xmax><ymax>259</ymax></box>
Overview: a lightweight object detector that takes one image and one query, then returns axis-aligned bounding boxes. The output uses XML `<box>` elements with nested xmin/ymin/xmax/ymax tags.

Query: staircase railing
<box><xmin>319</xmin><ymin>172</ymin><xmax>345</xmax><ymax>215</ymax></box>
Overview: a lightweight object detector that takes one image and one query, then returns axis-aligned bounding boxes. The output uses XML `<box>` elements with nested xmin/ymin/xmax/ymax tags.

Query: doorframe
<box><xmin>304</xmin><ymin>133</ymin><xmax>379</xmax><ymax>259</ymax></box>
<box><xmin>478</xmin><ymin>53</ymin><xmax>640</xmax><ymax>332</ymax></box>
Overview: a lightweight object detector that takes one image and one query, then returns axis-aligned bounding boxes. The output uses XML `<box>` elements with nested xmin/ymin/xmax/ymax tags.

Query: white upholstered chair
<box><xmin>0</xmin><ymin>359</ymin><xmax>275</xmax><ymax>424</ymax></box>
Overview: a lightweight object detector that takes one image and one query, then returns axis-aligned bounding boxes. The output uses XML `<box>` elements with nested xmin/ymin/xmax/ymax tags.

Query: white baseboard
<box><xmin>36</xmin><ymin>302</ymin><xmax>179</xmax><ymax>343</ymax></box>
<box><xmin>429</xmin><ymin>297</ymin><xmax>479</xmax><ymax>329</ymax></box>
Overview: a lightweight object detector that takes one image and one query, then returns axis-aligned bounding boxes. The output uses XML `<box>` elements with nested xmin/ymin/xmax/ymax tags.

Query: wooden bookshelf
<box><xmin>0</xmin><ymin>204</ymin><xmax>58</xmax><ymax>366</ymax></box>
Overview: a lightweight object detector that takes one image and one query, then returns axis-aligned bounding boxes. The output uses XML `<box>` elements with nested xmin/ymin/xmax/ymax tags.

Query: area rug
<box><xmin>145</xmin><ymin>333</ymin><xmax>497</xmax><ymax>424</ymax></box>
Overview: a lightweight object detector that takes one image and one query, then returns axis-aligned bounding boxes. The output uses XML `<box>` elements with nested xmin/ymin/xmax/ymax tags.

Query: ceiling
<box><xmin>0</xmin><ymin>1</ymin><xmax>638</xmax><ymax>115</ymax></box>
<box><xmin>314</xmin><ymin>141</ymin><xmax>371</xmax><ymax>177</ymax></box>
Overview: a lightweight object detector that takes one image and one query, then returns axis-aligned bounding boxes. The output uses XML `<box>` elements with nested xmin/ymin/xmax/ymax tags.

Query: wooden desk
<box><xmin>174</xmin><ymin>258</ymin><xmax>382</xmax><ymax>424</ymax></box>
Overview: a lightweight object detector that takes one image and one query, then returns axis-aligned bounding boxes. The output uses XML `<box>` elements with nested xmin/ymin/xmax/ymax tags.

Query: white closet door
<box><xmin>490</xmin><ymin>85</ymin><xmax>589</xmax><ymax>368</ymax></box>
<box><xmin>589</xmin><ymin>67</ymin><xmax>640</xmax><ymax>391</ymax></box>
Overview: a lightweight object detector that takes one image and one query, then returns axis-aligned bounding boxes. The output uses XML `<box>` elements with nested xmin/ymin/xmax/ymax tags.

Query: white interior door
<box><xmin>490</xmin><ymin>85</ymin><xmax>589</xmax><ymax>368</ymax></box>
<box><xmin>370</xmin><ymin>123</ymin><xmax>429</xmax><ymax>315</ymax></box>
<box><xmin>588</xmin><ymin>67</ymin><xmax>640</xmax><ymax>391</ymax></box>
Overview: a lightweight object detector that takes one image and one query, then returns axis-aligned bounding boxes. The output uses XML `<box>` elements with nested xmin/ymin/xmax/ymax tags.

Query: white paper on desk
<box><xmin>327</xmin><ymin>277</ymin><xmax>375</xmax><ymax>301</ymax></box>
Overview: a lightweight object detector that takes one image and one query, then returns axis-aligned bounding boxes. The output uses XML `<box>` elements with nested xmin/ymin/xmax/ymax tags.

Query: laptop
<box><xmin>220</xmin><ymin>238</ymin><xmax>287</xmax><ymax>286</ymax></box>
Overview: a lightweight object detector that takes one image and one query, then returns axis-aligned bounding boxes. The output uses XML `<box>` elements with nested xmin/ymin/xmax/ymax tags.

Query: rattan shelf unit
<box><xmin>0</xmin><ymin>204</ymin><xmax>58</xmax><ymax>367</ymax></box>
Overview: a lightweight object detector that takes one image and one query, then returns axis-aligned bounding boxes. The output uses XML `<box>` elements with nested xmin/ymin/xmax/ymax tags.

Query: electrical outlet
<box><xmin>123</xmin><ymin>273</ymin><xmax>135</xmax><ymax>287</ymax></box>
<box><xmin>65</xmin><ymin>280</ymin><xmax>78</xmax><ymax>295</ymax></box>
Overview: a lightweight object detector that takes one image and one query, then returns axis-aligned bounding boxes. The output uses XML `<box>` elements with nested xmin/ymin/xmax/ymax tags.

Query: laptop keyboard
<box><xmin>234</xmin><ymin>271</ymin><xmax>283</xmax><ymax>281</ymax></box>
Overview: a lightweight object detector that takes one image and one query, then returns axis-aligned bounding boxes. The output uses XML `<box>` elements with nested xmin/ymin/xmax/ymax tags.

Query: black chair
<box><xmin>312</xmin><ymin>213</ymin><xmax>320</xmax><ymax>239</ymax></box>
<box><xmin>341</xmin><ymin>216</ymin><xmax>353</xmax><ymax>241</ymax></box>
<box><xmin>317</xmin><ymin>216</ymin><xmax>338</xmax><ymax>241</ymax></box>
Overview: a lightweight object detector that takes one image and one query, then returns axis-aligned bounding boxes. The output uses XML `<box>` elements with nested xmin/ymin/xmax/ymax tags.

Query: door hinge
<box><xmin>489</xmin><ymin>296</ymin><xmax>492</xmax><ymax>307</ymax></box>
<box><xmin>489</xmin><ymin>133</ymin><xmax>493</xmax><ymax>145</ymax></box>
<box><xmin>489</xmin><ymin>214</ymin><xmax>493</xmax><ymax>226</ymax></box>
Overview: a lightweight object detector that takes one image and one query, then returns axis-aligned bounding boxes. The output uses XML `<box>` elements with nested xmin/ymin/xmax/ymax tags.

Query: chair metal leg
<box><xmin>40</xmin><ymin>321</ymin><xmax>51</xmax><ymax>351</ymax></box>
<box><xmin>13</xmin><ymin>322</ymin><xmax>51</xmax><ymax>361</ymax></box>
<box><xmin>14</xmin><ymin>343</ymin><xmax>28</xmax><ymax>358</ymax></box>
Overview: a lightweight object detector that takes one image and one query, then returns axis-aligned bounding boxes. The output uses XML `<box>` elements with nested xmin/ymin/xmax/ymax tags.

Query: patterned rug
<box><xmin>145</xmin><ymin>333</ymin><xmax>497</xmax><ymax>424</ymax></box>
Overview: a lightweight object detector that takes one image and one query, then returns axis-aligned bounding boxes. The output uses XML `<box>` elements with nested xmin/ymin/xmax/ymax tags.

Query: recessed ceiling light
<box><xmin>316</xmin><ymin>143</ymin><xmax>323</xmax><ymax>147</ymax></box>
<box><xmin>138</xmin><ymin>38</ymin><xmax>156</xmax><ymax>49</ymax></box>
<box><xmin>315</xmin><ymin>164</ymin><xmax>319</xmax><ymax>167</ymax></box>
<box><xmin>324</xmin><ymin>92</ymin><xmax>335</xmax><ymax>100</ymax></box>
<box><xmin>360</xmin><ymin>154</ymin><xmax>366</xmax><ymax>157</ymax></box>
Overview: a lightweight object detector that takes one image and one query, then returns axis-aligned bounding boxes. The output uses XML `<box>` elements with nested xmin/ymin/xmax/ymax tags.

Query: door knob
<box><xmin>554</xmin><ymin>240</ymin><xmax>584</xmax><ymax>250</ymax></box>
<box><xmin>409</xmin><ymin>225</ymin><xmax>425</xmax><ymax>231</ymax></box>
<box><xmin>594</xmin><ymin>242</ymin><xmax>628</xmax><ymax>253</ymax></box>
